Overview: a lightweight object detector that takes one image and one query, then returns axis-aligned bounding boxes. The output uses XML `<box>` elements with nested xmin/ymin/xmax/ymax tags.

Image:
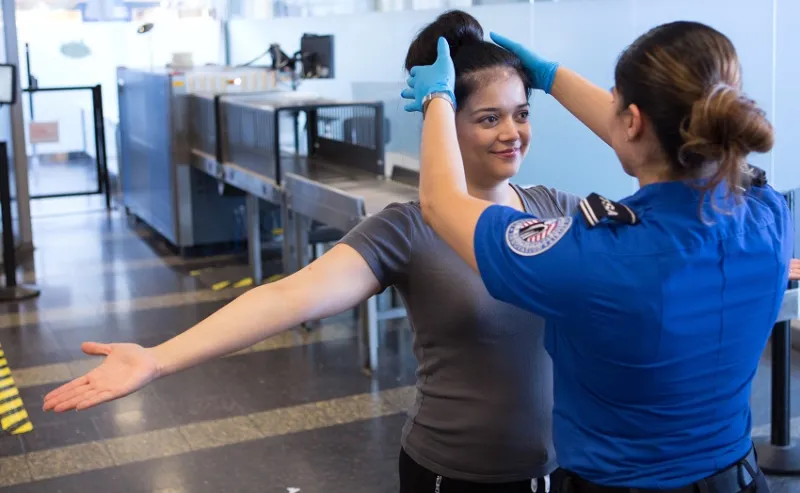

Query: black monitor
<box><xmin>0</xmin><ymin>64</ymin><xmax>17</xmax><ymax>105</ymax></box>
<box><xmin>300</xmin><ymin>34</ymin><xmax>334</xmax><ymax>79</ymax></box>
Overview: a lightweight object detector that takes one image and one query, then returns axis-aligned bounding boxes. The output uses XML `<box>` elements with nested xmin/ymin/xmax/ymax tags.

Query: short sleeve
<box><xmin>339</xmin><ymin>202</ymin><xmax>415</xmax><ymax>289</ymax></box>
<box><xmin>550</xmin><ymin>188</ymin><xmax>582</xmax><ymax>216</ymax></box>
<box><xmin>473</xmin><ymin>204</ymin><xmax>585</xmax><ymax>321</ymax></box>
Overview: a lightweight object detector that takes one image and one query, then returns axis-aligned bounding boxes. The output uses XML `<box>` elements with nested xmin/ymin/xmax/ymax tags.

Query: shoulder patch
<box><xmin>505</xmin><ymin>216</ymin><xmax>573</xmax><ymax>257</ymax></box>
<box><xmin>579</xmin><ymin>193</ymin><xmax>639</xmax><ymax>228</ymax></box>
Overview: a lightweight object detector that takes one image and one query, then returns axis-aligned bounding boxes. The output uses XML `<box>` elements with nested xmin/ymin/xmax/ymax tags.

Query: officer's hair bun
<box><xmin>679</xmin><ymin>83</ymin><xmax>774</xmax><ymax>185</ymax></box>
<box><xmin>404</xmin><ymin>10</ymin><xmax>533</xmax><ymax>109</ymax></box>
<box><xmin>615</xmin><ymin>21</ymin><xmax>774</xmax><ymax>200</ymax></box>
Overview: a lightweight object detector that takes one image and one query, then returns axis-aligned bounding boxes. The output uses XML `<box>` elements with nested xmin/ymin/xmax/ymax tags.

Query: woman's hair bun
<box><xmin>679</xmin><ymin>83</ymin><xmax>774</xmax><ymax>183</ymax></box>
<box><xmin>405</xmin><ymin>10</ymin><xmax>484</xmax><ymax>72</ymax></box>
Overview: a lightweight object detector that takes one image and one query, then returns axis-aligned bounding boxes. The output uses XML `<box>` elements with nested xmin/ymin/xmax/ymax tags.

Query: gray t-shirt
<box><xmin>341</xmin><ymin>184</ymin><xmax>581</xmax><ymax>483</ymax></box>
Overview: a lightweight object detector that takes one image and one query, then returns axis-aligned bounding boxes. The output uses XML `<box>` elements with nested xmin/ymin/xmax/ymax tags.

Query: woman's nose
<box><xmin>498</xmin><ymin>119</ymin><xmax>521</xmax><ymax>142</ymax></box>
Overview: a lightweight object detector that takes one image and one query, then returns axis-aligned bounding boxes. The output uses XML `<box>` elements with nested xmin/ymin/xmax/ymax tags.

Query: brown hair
<box><xmin>404</xmin><ymin>10</ymin><xmax>533</xmax><ymax>110</ymax></box>
<box><xmin>614</xmin><ymin>21</ymin><xmax>774</xmax><ymax>204</ymax></box>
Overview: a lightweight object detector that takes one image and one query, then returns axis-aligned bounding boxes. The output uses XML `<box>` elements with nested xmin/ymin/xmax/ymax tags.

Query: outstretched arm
<box><xmin>43</xmin><ymin>244</ymin><xmax>381</xmax><ymax>412</ymax></box>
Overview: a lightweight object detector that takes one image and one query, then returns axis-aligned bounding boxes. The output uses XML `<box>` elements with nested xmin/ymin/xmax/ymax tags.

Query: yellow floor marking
<box><xmin>265</xmin><ymin>274</ymin><xmax>285</xmax><ymax>283</ymax></box>
<box><xmin>0</xmin><ymin>344</ymin><xmax>33</xmax><ymax>436</ymax></box>
<box><xmin>211</xmin><ymin>280</ymin><xmax>231</xmax><ymax>291</ymax></box>
<box><xmin>233</xmin><ymin>277</ymin><xmax>253</xmax><ymax>289</ymax></box>
<box><xmin>0</xmin><ymin>386</ymin><xmax>19</xmax><ymax>400</ymax></box>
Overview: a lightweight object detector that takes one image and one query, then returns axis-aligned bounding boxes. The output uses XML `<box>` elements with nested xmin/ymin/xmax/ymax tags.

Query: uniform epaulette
<box><xmin>744</xmin><ymin>164</ymin><xmax>767</xmax><ymax>188</ymax></box>
<box><xmin>579</xmin><ymin>193</ymin><xmax>639</xmax><ymax>228</ymax></box>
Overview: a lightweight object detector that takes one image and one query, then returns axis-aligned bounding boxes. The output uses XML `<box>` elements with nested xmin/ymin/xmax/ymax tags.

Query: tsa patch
<box><xmin>505</xmin><ymin>217</ymin><xmax>573</xmax><ymax>257</ymax></box>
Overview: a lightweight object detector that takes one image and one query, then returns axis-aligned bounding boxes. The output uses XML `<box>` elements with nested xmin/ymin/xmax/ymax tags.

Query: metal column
<box><xmin>246</xmin><ymin>194</ymin><xmax>262</xmax><ymax>285</ymax></box>
<box><xmin>360</xmin><ymin>296</ymin><xmax>379</xmax><ymax>373</ymax></box>
<box><xmin>2</xmin><ymin>0</ymin><xmax>33</xmax><ymax>252</ymax></box>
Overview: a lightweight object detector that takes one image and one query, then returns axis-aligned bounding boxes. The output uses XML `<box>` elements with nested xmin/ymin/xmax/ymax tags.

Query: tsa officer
<box><xmin>402</xmin><ymin>21</ymin><xmax>791</xmax><ymax>493</ymax></box>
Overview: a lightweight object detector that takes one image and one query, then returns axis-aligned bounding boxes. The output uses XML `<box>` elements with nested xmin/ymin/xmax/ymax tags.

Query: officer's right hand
<box><xmin>489</xmin><ymin>32</ymin><xmax>559</xmax><ymax>94</ymax></box>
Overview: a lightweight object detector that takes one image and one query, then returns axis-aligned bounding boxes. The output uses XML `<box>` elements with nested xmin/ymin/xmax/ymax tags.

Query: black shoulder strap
<box><xmin>744</xmin><ymin>164</ymin><xmax>767</xmax><ymax>188</ymax></box>
<box><xmin>579</xmin><ymin>193</ymin><xmax>639</xmax><ymax>228</ymax></box>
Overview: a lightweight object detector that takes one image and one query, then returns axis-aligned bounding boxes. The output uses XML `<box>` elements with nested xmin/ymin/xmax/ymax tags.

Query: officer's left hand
<box><xmin>401</xmin><ymin>37</ymin><xmax>456</xmax><ymax>113</ymax></box>
<box><xmin>791</xmin><ymin>259</ymin><xmax>800</xmax><ymax>281</ymax></box>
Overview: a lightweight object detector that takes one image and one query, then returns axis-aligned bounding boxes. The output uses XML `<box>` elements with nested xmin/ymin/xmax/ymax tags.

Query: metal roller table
<box><xmin>282</xmin><ymin>156</ymin><xmax>418</xmax><ymax>372</ymax></box>
<box><xmin>190</xmin><ymin>90</ymin><xmax>414</xmax><ymax>371</ymax></box>
<box><xmin>272</xmin><ymin>99</ymin><xmax>418</xmax><ymax>372</ymax></box>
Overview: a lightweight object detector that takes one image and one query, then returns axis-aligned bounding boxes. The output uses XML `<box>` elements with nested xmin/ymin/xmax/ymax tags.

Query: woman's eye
<box><xmin>518</xmin><ymin>111</ymin><xmax>529</xmax><ymax>121</ymax></box>
<box><xmin>482</xmin><ymin>115</ymin><xmax>498</xmax><ymax>124</ymax></box>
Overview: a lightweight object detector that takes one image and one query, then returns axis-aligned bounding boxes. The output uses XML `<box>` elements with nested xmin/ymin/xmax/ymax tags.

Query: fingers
<box><xmin>404</xmin><ymin>102</ymin><xmax>422</xmax><ymax>113</ymax></box>
<box><xmin>44</xmin><ymin>382</ymin><xmax>96</xmax><ymax>413</ymax></box>
<box><xmin>790</xmin><ymin>258</ymin><xmax>800</xmax><ymax>281</ymax></box>
<box><xmin>406</xmin><ymin>76</ymin><xmax>415</xmax><ymax>88</ymax></box>
<box><xmin>409</xmin><ymin>66</ymin><xmax>419</xmax><ymax>77</ymax></box>
<box><xmin>436</xmin><ymin>37</ymin><xmax>451</xmax><ymax>59</ymax></box>
<box><xmin>81</xmin><ymin>341</ymin><xmax>112</xmax><ymax>357</ymax></box>
<box><xmin>489</xmin><ymin>32</ymin><xmax>516</xmax><ymax>51</ymax></box>
<box><xmin>76</xmin><ymin>390</ymin><xmax>114</xmax><ymax>411</ymax></box>
<box><xmin>42</xmin><ymin>375</ymin><xmax>89</xmax><ymax>408</ymax></box>
<box><xmin>400</xmin><ymin>88</ymin><xmax>414</xmax><ymax>100</ymax></box>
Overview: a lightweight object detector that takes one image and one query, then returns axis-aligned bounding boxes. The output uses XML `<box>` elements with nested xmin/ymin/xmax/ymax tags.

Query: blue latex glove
<box><xmin>400</xmin><ymin>37</ymin><xmax>457</xmax><ymax>113</ymax></box>
<box><xmin>489</xmin><ymin>32</ymin><xmax>559</xmax><ymax>94</ymax></box>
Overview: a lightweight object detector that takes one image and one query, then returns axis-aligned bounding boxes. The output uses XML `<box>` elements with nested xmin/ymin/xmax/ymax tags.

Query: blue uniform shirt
<box><xmin>474</xmin><ymin>180</ymin><xmax>793</xmax><ymax>488</ymax></box>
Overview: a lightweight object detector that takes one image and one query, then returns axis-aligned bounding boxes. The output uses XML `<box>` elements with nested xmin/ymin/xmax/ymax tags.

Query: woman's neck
<box><xmin>466</xmin><ymin>181</ymin><xmax>524</xmax><ymax>211</ymax></box>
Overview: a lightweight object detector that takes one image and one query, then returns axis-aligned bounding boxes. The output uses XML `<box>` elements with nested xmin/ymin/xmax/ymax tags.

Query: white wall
<box><xmin>529</xmin><ymin>0</ymin><xmax>779</xmax><ymax>198</ymax></box>
<box><xmin>229</xmin><ymin>3</ymin><xmax>534</xmax><ymax>100</ymax></box>
<box><xmin>16</xmin><ymin>17</ymin><xmax>222</xmax><ymax>156</ymax></box>
<box><xmin>229</xmin><ymin>0</ymin><xmax>800</xmax><ymax>199</ymax></box>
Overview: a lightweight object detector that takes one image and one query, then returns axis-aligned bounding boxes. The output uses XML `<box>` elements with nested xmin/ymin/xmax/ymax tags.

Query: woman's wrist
<box><xmin>149</xmin><ymin>344</ymin><xmax>174</xmax><ymax>379</ymax></box>
<box><xmin>422</xmin><ymin>91</ymin><xmax>456</xmax><ymax>116</ymax></box>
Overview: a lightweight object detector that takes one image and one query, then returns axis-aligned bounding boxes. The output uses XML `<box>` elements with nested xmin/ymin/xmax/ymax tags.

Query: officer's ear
<box><xmin>622</xmin><ymin>103</ymin><xmax>644</xmax><ymax>142</ymax></box>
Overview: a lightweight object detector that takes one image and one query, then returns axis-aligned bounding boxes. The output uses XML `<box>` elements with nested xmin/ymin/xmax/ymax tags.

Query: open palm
<box><xmin>43</xmin><ymin>342</ymin><xmax>160</xmax><ymax>412</ymax></box>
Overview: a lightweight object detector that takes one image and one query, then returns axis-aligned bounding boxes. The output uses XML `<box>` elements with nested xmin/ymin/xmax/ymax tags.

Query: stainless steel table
<box><xmin>282</xmin><ymin>156</ymin><xmax>418</xmax><ymax>371</ymax></box>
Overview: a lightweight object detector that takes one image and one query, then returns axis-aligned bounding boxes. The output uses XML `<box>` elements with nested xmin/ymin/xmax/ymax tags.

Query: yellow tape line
<box><xmin>0</xmin><ymin>344</ymin><xmax>33</xmax><ymax>435</ymax></box>
<box><xmin>265</xmin><ymin>274</ymin><xmax>285</xmax><ymax>283</ymax></box>
<box><xmin>233</xmin><ymin>277</ymin><xmax>253</xmax><ymax>289</ymax></box>
<box><xmin>212</xmin><ymin>280</ymin><xmax>231</xmax><ymax>291</ymax></box>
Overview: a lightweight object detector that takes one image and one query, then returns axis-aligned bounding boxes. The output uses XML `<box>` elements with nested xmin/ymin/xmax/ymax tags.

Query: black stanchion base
<box><xmin>755</xmin><ymin>438</ymin><xmax>800</xmax><ymax>475</ymax></box>
<box><xmin>0</xmin><ymin>285</ymin><xmax>40</xmax><ymax>302</ymax></box>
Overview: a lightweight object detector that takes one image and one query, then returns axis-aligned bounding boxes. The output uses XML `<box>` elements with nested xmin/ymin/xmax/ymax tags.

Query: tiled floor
<box><xmin>0</xmin><ymin>196</ymin><xmax>799</xmax><ymax>492</ymax></box>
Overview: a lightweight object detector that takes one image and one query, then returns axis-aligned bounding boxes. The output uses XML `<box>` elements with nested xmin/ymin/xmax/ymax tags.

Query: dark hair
<box><xmin>614</xmin><ymin>21</ymin><xmax>774</xmax><ymax>202</ymax></box>
<box><xmin>405</xmin><ymin>10</ymin><xmax>533</xmax><ymax>109</ymax></box>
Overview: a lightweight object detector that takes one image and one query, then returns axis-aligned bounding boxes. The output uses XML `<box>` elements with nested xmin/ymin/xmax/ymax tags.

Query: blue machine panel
<box><xmin>117</xmin><ymin>67</ymin><xmax>246</xmax><ymax>249</ymax></box>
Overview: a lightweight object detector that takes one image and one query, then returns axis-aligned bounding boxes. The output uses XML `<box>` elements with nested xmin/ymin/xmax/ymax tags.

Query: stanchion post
<box><xmin>755</xmin><ymin>314</ymin><xmax>800</xmax><ymax>475</ymax></box>
<box><xmin>0</xmin><ymin>141</ymin><xmax>39</xmax><ymax>302</ymax></box>
<box><xmin>755</xmin><ymin>188</ymin><xmax>800</xmax><ymax>474</ymax></box>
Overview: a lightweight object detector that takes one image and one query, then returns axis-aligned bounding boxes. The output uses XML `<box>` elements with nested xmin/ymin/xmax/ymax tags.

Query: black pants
<box><xmin>399</xmin><ymin>447</ymin><xmax>551</xmax><ymax>493</ymax></box>
<box><xmin>550</xmin><ymin>457</ymin><xmax>769</xmax><ymax>493</ymax></box>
